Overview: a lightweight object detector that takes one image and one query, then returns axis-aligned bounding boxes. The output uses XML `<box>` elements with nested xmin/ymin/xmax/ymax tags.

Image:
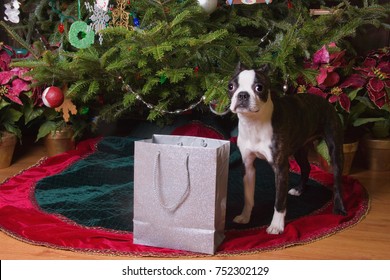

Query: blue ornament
<box><xmin>133</xmin><ymin>17</ymin><xmax>140</xmax><ymax>27</ymax></box>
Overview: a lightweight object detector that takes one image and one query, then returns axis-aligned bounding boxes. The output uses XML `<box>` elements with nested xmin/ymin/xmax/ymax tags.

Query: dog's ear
<box><xmin>257</xmin><ymin>64</ymin><xmax>270</xmax><ymax>73</ymax></box>
<box><xmin>234</xmin><ymin>62</ymin><xmax>248</xmax><ymax>75</ymax></box>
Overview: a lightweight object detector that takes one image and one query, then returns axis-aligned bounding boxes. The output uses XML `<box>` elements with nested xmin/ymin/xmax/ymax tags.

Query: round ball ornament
<box><xmin>42</xmin><ymin>86</ymin><xmax>64</xmax><ymax>108</ymax></box>
<box><xmin>68</xmin><ymin>21</ymin><xmax>95</xmax><ymax>49</ymax></box>
<box><xmin>197</xmin><ymin>0</ymin><xmax>218</xmax><ymax>14</ymax></box>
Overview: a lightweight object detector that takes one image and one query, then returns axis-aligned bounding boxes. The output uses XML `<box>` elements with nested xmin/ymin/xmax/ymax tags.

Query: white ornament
<box><xmin>4</xmin><ymin>0</ymin><xmax>21</xmax><ymax>23</ymax></box>
<box><xmin>197</xmin><ymin>0</ymin><xmax>218</xmax><ymax>14</ymax></box>
<box><xmin>85</xmin><ymin>2</ymin><xmax>111</xmax><ymax>45</ymax></box>
<box><xmin>96</xmin><ymin>0</ymin><xmax>109</xmax><ymax>11</ymax></box>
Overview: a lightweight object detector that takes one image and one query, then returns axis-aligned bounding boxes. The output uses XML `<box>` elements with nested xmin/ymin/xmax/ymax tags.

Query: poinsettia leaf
<box><xmin>313</xmin><ymin>45</ymin><xmax>329</xmax><ymax>65</ymax></box>
<box><xmin>368</xmin><ymin>77</ymin><xmax>385</xmax><ymax>92</ymax></box>
<box><xmin>0</xmin><ymin>52</ymin><xmax>11</xmax><ymax>70</ymax></box>
<box><xmin>347</xmin><ymin>87</ymin><xmax>362</xmax><ymax>101</ymax></box>
<box><xmin>322</xmin><ymin>71</ymin><xmax>340</xmax><ymax>87</ymax></box>
<box><xmin>316</xmin><ymin>67</ymin><xmax>329</xmax><ymax>85</ymax></box>
<box><xmin>353</xmin><ymin>117</ymin><xmax>386</xmax><ymax>127</ymax></box>
<box><xmin>11</xmin><ymin>78</ymin><xmax>30</xmax><ymax>92</ymax></box>
<box><xmin>0</xmin><ymin>71</ymin><xmax>15</xmax><ymax>84</ymax></box>
<box><xmin>378</xmin><ymin>61</ymin><xmax>390</xmax><ymax>73</ymax></box>
<box><xmin>374</xmin><ymin>96</ymin><xmax>386</xmax><ymax>108</ymax></box>
<box><xmin>363</xmin><ymin>57</ymin><xmax>377</xmax><ymax>68</ymax></box>
<box><xmin>22</xmin><ymin>98</ymin><xmax>44</xmax><ymax>124</ymax></box>
<box><xmin>338</xmin><ymin>94</ymin><xmax>351</xmax><ymax>112</ymax></box>
<box><xmin>36</xmin><ymin>121</ymin><xmax>58</xmax><ymax>142</ymax></box>
<box><xmin>328</xmin><ymin>95</ymin><xmax>339</xmax><ymax>103</ymax></box>
<box><xmin>315</xmin><ymin>139</ymin><xmax>330</xmax><ymax>165</ymax></box>
<box><xmin>340</xmin><ymin>74</ymin><xmax>366</xmax><ymax>89</ymax></box>
<box><xmin>0</xmin><ymin>98</ymin><xmax>10</xmax><ymax>110</ymax></box>
<box><xmin>3</xmin><ymin>107</ymin><xmax>23</xmax><ymax>123</ymax></box>
<box><xmin>307</xmin><ymin>86</ymin><xmax>327</xmax><ymax>98</ymax></box>
<box><xmin>13</xmin><ymin>67</ymin><xmax>33</xmax><ymax>81</ymax></box>
<box><xmin>367</xmin><ymin>87</ymin><xmax>385</xmax><ymax>101</ymax></box>
<box><xmin>3</xmin><ymin>123</ymin><xmax>21</xmax><ymax>139</ymax></box>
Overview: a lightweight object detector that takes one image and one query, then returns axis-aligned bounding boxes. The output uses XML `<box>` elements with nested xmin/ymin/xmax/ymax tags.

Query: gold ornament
<box><xmin>110</xmin><ymin>0</ymin><xmax>130</xmax><ymax>29</ymax></box>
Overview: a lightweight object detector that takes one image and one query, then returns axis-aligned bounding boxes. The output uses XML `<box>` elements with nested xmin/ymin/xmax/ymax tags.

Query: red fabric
<box><xmin>0</xmin><ymin>130</ymin><xmax>369</xmax><ymax>257</ymax></box>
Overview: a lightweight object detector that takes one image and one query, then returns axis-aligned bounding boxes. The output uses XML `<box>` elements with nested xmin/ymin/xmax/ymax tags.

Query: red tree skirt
<box><xmin>0</xmin><ymin>137</ymin><xmax>369</xmax><ymax>257</ymax></box>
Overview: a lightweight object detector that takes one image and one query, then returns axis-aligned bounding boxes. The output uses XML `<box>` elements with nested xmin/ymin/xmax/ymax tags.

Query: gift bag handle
<box><xmin>153</xmin><ymin>151</ymin><xmax>191</xmax><ymax>212</ymax></box>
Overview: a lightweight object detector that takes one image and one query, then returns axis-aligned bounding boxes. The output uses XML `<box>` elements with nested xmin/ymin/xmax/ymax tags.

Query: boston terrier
<box><xmin>229</xmin><ymin>63</ymin><xmax>347</xmax><ymax>234</ymax></box>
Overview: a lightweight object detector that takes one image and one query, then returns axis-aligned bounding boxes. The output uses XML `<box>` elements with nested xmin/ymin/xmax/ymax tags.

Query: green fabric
<box><xmin>35</xmin><ymin>137</ymin><xmax>331</xmax><ymax>232</ymax></box>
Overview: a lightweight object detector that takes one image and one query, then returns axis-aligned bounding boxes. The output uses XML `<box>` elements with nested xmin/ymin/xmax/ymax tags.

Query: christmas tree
<box><xmin>3</xmin><ymin>0</ymin><xmax>389</xmax><ymax>125</ymax></box>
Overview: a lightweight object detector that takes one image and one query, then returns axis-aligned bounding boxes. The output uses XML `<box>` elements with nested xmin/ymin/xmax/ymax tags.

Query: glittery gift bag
<box><xmin>133</xmin><ymin>134</ymin><xmax>230</xmax><ymax>254</ymax></box>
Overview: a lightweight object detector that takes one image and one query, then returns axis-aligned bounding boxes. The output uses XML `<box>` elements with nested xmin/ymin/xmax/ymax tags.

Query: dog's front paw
<box><xmin>267</xmin><ymin>209</ymin><xmax>286</xmax><ymax>234</ymax></box>
<box><xmin>233</xmin><ymin>215</ymin><xmax>250</xmax><ymax>224</ymax></box>
<box><xmin>266</xmin><ymin>224</ymin><xmax>284</xmax><ymax>235</ymax></box>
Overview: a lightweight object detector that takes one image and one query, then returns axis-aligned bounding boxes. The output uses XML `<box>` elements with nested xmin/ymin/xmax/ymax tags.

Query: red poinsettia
<box><xmin>354</xmin><ymin>48</ymin><xmax>390</xmax><ymax>109</ymax></box>
<box><xmin>0</xmin><ymin>46</ymin><xmax>34</xmax><ymax>105</ymax></box>
<box><xmin>301</xmin><ymin>43</ymin><xmax>353</xmax><ymax>112</ymax></box>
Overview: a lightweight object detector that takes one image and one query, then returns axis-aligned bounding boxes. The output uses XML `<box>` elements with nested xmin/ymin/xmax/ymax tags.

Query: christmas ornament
<box><xmin>68</xmin><ymin>21</ymin><xmax>95</xmax><ymax>49</ymax></box>
<box><xmin>96</xmin><ymin>0</ymin><xmax>109</xmax><ymax>11</ymax></box>
<box><xmin>111</xmin><ymin>0</ymin><xmax>130</xmax><ymax>29</ymax></box>
<box><xmin>42</xmin><ymin>86</ymin><xmax>65</xmax><ymax>108</ymax></box>
<box><xmin>197</xmin><ymin>0</ymin><xmax>217</xmax><ymax>14</ymax></box>
<box><xmin>55</xmin><ymin>98</ymin><xmax>78</xmax><ymax>122</ymax></box>
<box><xmin>123</xmin><ymin>82</ymin><xmax>206</xmax><ymax>115</ymax></box>
<box><xmin>4</xmin><ymin>0</ymin><xmax>21</xmax><ymax>23</ymax></box>
<box><xmin>58</xmin><ymin>23</ymin><xmax>65</xmax><ymax>34</ymax></box>
<box><xmin>131</xmin><ymin>12</ymin><xmax>140</xmax><ymax>28</ymax></box>
<box><xmin>226</xmin><ymin>0</ymin><xmax>272</xmax><ymax>5</ymax></box>
<box><xmin>209</xmin><ymin>100</ymin><xmax>230</xmax><ymax>116</ymax></box>
<box><xmin>85</xmin><ymin>1</ymin><xmax>111</xmax><ymax>45</ymax></box>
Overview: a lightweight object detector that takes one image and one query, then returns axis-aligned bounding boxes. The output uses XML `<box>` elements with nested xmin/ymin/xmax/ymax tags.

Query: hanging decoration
<box><xmin>68</xmin><ymin>0</ymin><xmax>94</xmax><ymax>49</ymax></box>
<box><xmin>68</xmin><ymin>21</ymin><xmax>95</xmax><ymax>49</ymax></box>
<box><xmin>197</xmin><ymin>0</ymin><xmax>218</xmax><ymax>14</ymax></box>
<box><xmin>3</xmin><ymin>0</ymin><xmax>21</xmax><ymax>23</ymax></box>
<box><xmin>55</xmin><ymin>98</ymin><xmax>78</xmax><ymax>123</ymax></box>
<box><xmin>226</xmin><ymin>0</ymin><xmax>272</xmax><ymax>5</ymax></box>
<box><xmin>58</xmin><ymin>23</ymin><xmax>65</xmax><ymax>34</ymax></box>
<box><xmin>131</xmin><ymin>11</ymin><xmax>140</xmax><ymax>28</ymax></box>
<box><xmin>42</xmin><ymin>86</ymin><xmax>65</xmax><ymax>108</ymax></box>
<box><xmin>121</xmin><ymin>79</ymin><xmax>206</xmax><ymax>115</ymax></box>
<box><xmin>85</xmin><ymin>1</ymin><xmax>111</xmax><ymax>45</ymax></box>
<box><xmin>110</xmin><ymin>0</ymin><xmax>131</xmax><ymax>29</ymax></box>
<box><xmin>96</xmin><ymin>0</ymin><xmax>110</xmax><ymax>11</ymax></box>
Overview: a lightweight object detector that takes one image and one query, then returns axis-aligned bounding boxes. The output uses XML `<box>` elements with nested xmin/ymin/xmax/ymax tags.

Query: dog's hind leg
<box><xmin>325</xmin><ymin>129</ymin><xmax>347</xmax><ymax>216</ymax></box>
<box><xmin>267</xmin><ymin>159</ymin><xmax>289</xmax><ymax>234</ymax></box>
<box><xmin>288</xmin><ymin>145</ymin><xmax>311</xmax><ymax>196</ymax></box>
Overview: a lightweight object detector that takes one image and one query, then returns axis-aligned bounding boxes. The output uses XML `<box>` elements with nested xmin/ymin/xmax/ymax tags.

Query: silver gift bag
<box><xmin>133</xmin><ymin>134</ymin><xmax>230</xmax><ymax>254</ymax></box>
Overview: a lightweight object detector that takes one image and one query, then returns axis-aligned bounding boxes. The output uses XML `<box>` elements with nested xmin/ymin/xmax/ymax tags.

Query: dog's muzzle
<box><xmin>236</xmin><ymin>91</ymin><xmax>250</xmax><ymax>108</ymax></box>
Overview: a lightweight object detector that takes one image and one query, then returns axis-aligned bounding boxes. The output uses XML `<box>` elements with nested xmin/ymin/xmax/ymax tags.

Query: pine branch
<box><xmin>0</xmin><ymin>21</ymin><xmax>39</xmax><ymax>59</ymax></box>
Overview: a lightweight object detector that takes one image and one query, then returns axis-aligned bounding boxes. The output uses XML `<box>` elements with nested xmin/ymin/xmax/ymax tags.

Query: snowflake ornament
<box><xmin>4</xmin><ymin>0</ymin><xmax>21</xmax><ymax>23</ymax></box>
<box><xmin>85</xmin><ymin>1</ymin><xmax>111</xmax><ymax>45</ymax></box>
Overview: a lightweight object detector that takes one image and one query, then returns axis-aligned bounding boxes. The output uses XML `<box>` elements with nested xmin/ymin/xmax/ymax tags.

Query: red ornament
<box><xmin>58</xmin><ymin>23</ymin><xmax>65</xmax><ymax>34</ymax></box>
<box><xmin>287</xmin><ymin>0</ymin><xmax>293</xmax><ymax>9</ymax></box>
<box><xmin>42</xmin><ymin>86</ymin><xmax>64</xmax><ymax>108</ymax></box>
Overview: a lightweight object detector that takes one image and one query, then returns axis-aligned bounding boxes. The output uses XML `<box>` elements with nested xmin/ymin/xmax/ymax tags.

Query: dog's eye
<box><xmin>255</xmin><ymin>84</ymin><xmax>263</xmax><ymax>92</ymax></box>
<box><xmin>228</xmin><ymin>83</ymin><xmax>235</xmax><ymax>91</ymax></box>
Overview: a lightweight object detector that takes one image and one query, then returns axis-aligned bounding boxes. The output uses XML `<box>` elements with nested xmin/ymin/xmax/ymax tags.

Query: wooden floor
<box><xmin>0</xmin><ymin>142</ymin><xmax>389</xmax><ymax>260</ymax></box>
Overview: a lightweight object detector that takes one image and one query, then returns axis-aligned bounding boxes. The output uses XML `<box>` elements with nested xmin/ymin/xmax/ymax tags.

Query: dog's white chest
<box><xmin>238</xmin><ymin>122</ymin><xmax>274</xmax><ymax>163</ymax></box>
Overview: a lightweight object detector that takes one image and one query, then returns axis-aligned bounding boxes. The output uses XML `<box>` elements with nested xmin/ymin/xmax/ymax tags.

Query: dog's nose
<box><xmin>238</xmin><ymin>92</ymin><xmax>249</xmax><ymax>101</ymax></box>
